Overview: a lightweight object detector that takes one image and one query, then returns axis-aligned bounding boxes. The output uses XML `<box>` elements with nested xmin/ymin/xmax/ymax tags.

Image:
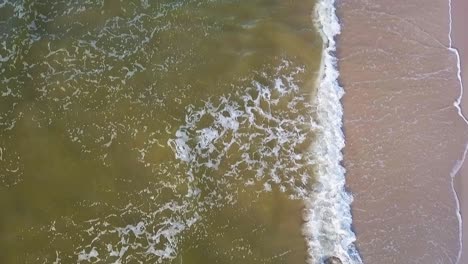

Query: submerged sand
<box><xmin>338</xmin><ymin>0</ymin><xmax>468</xmax><ymax>263</ymax></box>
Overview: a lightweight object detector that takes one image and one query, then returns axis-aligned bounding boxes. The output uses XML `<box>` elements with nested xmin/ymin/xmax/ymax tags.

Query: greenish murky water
<box><xmin>0</xmin><ymin>0</ymin><xmax>322</xmax><ymax>263</ymax></box>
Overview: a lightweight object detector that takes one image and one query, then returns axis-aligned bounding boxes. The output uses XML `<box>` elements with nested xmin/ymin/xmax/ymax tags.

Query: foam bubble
<box><xmin>78</xmin><ymin>248</ymin><xmax>100</xmax><ymax>263</ymax></box>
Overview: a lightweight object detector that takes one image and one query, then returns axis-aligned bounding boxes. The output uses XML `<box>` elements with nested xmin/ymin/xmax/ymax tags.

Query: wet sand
<box><xmin>451</xmin><ymin>0</ymin><xmax>468</xmax><ymax>262</ymax></box>
<box><xmin>338</xmin><ymin>0</ymin><xmax>468</xmax><ymax>263</ymax></box>
<box><xmin>452</xmin><ymin>0</ymin><xmax>468</xmax><ymax>118</ymax></box>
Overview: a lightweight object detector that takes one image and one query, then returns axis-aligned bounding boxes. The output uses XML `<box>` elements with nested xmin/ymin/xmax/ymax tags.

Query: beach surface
<box><xmin>338</xmin><ymin>0</ymin><xmax>468</xmax><ymax>263</ymax></box>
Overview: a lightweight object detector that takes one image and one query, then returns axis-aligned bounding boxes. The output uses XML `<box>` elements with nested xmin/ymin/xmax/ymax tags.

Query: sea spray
<box><xmin>302</xmin><ymin>0</ymin><xmax>363</xmax><ymax>263</ymax></box>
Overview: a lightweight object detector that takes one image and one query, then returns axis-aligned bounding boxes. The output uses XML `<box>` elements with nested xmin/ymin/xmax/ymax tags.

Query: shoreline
<box><xmin>448</xmin><ymin>0</ymin><xmax>468</xmax><ymax>262</ymax></box>
<box><xmin>337</xmin><ymin>0</ymin><xmax>468</xmax><ymax>262</ymax></box>
<box><xmin>450</xmin><ymin>0</ymin><xmax>468</xmax><ymax>262</ymax></box>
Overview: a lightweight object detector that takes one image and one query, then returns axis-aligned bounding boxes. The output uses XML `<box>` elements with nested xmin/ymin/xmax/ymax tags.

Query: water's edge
<box><xmin>448</xmin><ymin>0</ymin><xmax>468</xmax><ymax>262</ymax></box>
<box><xmin>302</xmin><ymin>1</ymin><xmax>362</xmax><ymax>263</ymax></box>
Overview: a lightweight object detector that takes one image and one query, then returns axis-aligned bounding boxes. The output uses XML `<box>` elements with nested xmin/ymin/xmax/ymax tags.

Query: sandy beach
<box><xmin>338</xmin><ymin>0</ymin><xmax>468</xmax><ymax>263</ymax></box>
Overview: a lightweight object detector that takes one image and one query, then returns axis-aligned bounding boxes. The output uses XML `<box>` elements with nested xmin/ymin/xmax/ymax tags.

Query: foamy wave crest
<box><xmin>302</xmin><ymin>1</ymin><xmax>363</xmax><ymax>263</ymax></box>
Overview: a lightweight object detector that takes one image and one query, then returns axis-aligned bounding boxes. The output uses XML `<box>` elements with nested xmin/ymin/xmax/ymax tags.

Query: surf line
<box><xmin>448</xmin><ymin>0</ymin><xmax>468</xmax><ymax>263</ymax></box>
<box><xmin>301</xmin><ymin>0</ymin><xmax>363</xmax><ymax>263</ymax></box>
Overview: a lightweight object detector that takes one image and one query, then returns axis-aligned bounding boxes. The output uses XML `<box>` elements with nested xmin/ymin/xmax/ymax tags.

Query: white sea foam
<box><xmin>78</xmin><ymin>247</ymin><xmax>100</xmax><ymax>263</ymax></box>
<box><xmin>168</xmin><ymin>61</ymin><xmax>314</xmax><ymax>199</ymax></box>
<box><xmin>301</xmin><ymin>1</ymin><xmax>362</xmax><ymax>263</ymax></box>
<box><xmin>448</xmin><ymin>0</ymin><xmax>468</xmax><ymax>263</ymax></box>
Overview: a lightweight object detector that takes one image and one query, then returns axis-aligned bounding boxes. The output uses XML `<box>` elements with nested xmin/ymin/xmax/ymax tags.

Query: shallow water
<box><xmin>0</xmin><ymin>0</ymin><xmax>323</xmax><ymax>263</ymax></box>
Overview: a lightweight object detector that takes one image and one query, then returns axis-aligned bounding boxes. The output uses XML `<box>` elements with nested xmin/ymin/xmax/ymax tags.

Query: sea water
<box><xmin>0</xmin><ymin>0</ymin><xmax>359</xmax><ymax>263</ymax></box>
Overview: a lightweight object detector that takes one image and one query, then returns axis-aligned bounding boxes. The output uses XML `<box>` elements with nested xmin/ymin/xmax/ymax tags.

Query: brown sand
<box><xmin>451</xmin><ymin>0</ymin><xmax>468</xmax><ymax>263</ymax></box>
<box><xmin>337</xmin><ymin>0</ymin><xmax>468</xmax><ymax>263</ymax></box>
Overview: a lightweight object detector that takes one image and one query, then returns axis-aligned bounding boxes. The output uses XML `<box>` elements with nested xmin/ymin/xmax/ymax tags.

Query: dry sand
<box><xmin>337</xmin><ymin>0</ymin><xmax>468</xmax><ymax>263</ymax></box>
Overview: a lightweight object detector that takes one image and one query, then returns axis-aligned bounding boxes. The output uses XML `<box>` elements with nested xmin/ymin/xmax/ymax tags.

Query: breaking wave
<box><xmin>302</xmin><ymin>1</ymin><xmax>363</xmax><ymax>263</ymax></box>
